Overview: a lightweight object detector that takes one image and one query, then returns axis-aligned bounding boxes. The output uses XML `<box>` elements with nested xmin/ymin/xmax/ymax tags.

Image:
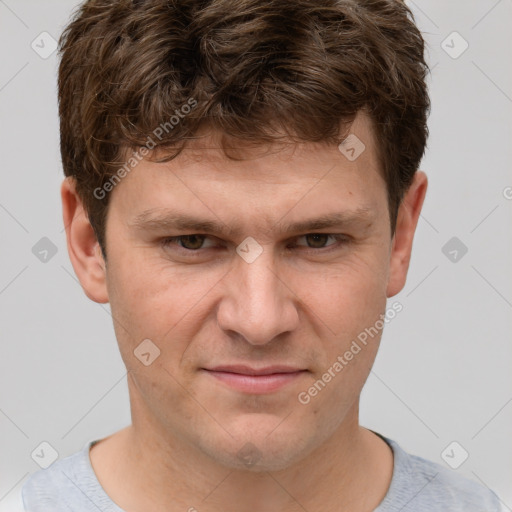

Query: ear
<box><xmin>386</xmin><ymin>171</ymin><xmax>428</xmax><ymax>298</ymax></box>
<box><xmin>61</xmin><ymin>176</ymin><xmax>109</xmax><ymax>303</ymax></box>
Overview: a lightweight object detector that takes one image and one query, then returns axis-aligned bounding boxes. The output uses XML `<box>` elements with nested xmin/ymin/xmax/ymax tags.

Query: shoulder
<box><xmin>21</xmin><ymin>440</ymin><xmax>119</xmax><ymax>512</ymax></box>
<box><xmin>22</xmin><ymin>443</ymin><xmax>88</xmax><ymax>512</ymax></box>
<box><xmin>375</xmin><ymin>434</ymin><xmax>502</xmax><ymax>512</ymax></box>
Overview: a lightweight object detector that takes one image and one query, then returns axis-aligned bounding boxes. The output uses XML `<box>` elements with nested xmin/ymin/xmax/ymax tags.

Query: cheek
<box><xmin>296</xmin><ymin>271</ymin><xmax>385</xmax><ymax>428</ymax></box>
<box><xmin>105</xmin><ymin>254</ymin><xmax>226</xmax><ymax>363</ymax></box>
<box><xmin>291</xmin><ymin>252</ymin><xmax>389</xmax><ymax>338</ymax></box>
<box><xmin>291</xmin><ymin>254</ymin><xmax>388</xmax><ymax>400</ymax></box>
<box><xmin>106</xmin><ymin>261</ymin><xmax>221</xmax><ymax>421</ymax></box>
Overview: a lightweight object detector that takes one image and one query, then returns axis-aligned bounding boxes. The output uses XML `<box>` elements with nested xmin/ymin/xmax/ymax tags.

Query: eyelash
<box><xmin>160</xmin><ymin>234</ymin><xmax>351</xmax><ymax>255</ymax></box>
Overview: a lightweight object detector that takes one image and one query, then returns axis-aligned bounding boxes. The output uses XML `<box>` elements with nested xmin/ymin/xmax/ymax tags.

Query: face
<box><xmin>65</xmin><ymin>111</ymin><xmax>426</xmax><ymax>472</ymax></box>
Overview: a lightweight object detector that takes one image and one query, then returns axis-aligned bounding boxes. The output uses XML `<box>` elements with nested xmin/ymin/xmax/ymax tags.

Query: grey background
<box><xmin>1</xmin><ymin>0</ymin><xmax>511</xmax><ymax>509</ymax></box>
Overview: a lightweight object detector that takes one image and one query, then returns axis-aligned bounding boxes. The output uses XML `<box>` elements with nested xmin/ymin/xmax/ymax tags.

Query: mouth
<box><xmin>201</xmin><ymin>365</ymin><xmax>308</xmax><ymax>394</ymax></box>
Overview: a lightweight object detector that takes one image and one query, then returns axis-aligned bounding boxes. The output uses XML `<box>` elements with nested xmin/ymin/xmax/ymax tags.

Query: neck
<box><xmin>90</xmin><ymin>401</ymin><xmax>393</xmax><ymax>512</ymax></box>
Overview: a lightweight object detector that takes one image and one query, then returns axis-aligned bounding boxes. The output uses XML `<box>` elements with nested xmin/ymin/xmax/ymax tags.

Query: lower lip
<box><xmin>203</xmin><ymin>370</ymin><xmax>306</xmax><ymax>394</ymax></box>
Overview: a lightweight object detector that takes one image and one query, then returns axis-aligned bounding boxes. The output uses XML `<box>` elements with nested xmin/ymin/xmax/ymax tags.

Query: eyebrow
<box><xmin>129</xmin><ymin>207</ymin><xmax>375</xmax><ymax>238</ymax></box>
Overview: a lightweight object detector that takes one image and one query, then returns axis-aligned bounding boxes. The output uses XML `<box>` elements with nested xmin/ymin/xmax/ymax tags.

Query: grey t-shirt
<box><xmin>21</xmin><ymin>432</ymin><xmax>502</xmax><ymax>511</ymax></box>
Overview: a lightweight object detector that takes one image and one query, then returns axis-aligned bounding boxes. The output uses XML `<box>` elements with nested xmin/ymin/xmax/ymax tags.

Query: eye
<box><xmin>160</xmin><ymin>233</ymin><xmax>350</xmax><ymax>256</ymax></box>
<box><xmin>162</xmin><ymin>235</ymin><xmax>216</xmax><ymax>251</ymax></box>
<box><xmin>294</xmin><ymin>233</ymin><xmax>347</xmax><ymax>249</ymax></box>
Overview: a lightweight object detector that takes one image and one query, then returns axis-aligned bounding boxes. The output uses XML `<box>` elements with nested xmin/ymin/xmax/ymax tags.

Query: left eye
<box><xmin>295</xmin><ymin>233</ymin><xmax>340</xmax><ymax>249</ymax></box>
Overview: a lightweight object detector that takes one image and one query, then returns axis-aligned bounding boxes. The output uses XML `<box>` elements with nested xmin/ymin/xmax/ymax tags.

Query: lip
<box><xmin>207</xmin><ymin>365</ymin><xmax>304</xmax><ymax>376</ymax></box>
<box><xmin>202</xmin><ymin>365</ymin><xmax>307</xmax><ymax>394</ymax></box>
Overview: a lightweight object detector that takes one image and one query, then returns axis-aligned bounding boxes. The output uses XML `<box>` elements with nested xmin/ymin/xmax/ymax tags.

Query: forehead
<box><xmin>160</xmin><ymin>109</ymin><xmax>378</xmax><ymax>175</ymax></box>
<box><xmin>109</xmin><ymin>111</ymin><xmax>387</xmax><ymax>228</ymax></box>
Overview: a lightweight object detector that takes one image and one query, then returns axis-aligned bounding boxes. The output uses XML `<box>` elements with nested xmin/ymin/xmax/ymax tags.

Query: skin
<box><xmin>62</xmin><ymin>110</ymin><xmax>427</xmax><ymax>512</ymax></box>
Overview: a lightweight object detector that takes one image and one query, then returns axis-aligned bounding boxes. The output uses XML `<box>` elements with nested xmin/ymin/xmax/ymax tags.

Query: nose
<box><xmin>216</xmin><ymin>247</ymin><xmax>300</xmax><ymax>345</ymax></box>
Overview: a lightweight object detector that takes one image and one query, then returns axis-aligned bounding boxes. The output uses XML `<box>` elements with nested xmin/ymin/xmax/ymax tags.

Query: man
<box><xmin>21</xmin><ymin>0</ymin><xmax>502</xmax><ymax>510</ymax></box>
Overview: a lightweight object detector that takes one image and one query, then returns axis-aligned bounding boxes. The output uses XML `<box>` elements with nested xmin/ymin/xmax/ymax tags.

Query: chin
<box><xmin>212</xmin><ymin>444</ymin><xmax>303</xmax><ymax>473</ymax></box>
<box><xmin>197</xmin><ymin>420</ymin><xmax>313</xmax><ymax>472</ymax></box>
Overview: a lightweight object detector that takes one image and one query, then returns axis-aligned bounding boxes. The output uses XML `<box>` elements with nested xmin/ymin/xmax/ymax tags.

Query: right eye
<box><xmin>161</xmin><ymin>235</ymin><xmax>217</xmax><ymax>251</ymax></box>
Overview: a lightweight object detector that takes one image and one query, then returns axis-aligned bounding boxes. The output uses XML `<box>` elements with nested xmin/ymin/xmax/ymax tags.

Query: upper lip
<box><xmin>205</xmin><ymin>365</ymin><xmax>305</xmax><ymax>376</ymax></box>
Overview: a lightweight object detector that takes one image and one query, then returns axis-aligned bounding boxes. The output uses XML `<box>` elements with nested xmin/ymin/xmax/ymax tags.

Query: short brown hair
<box><xmin>58</xmin><ymin>0</ymin><xmax>430</xmax><ymax>258</ymax></box>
